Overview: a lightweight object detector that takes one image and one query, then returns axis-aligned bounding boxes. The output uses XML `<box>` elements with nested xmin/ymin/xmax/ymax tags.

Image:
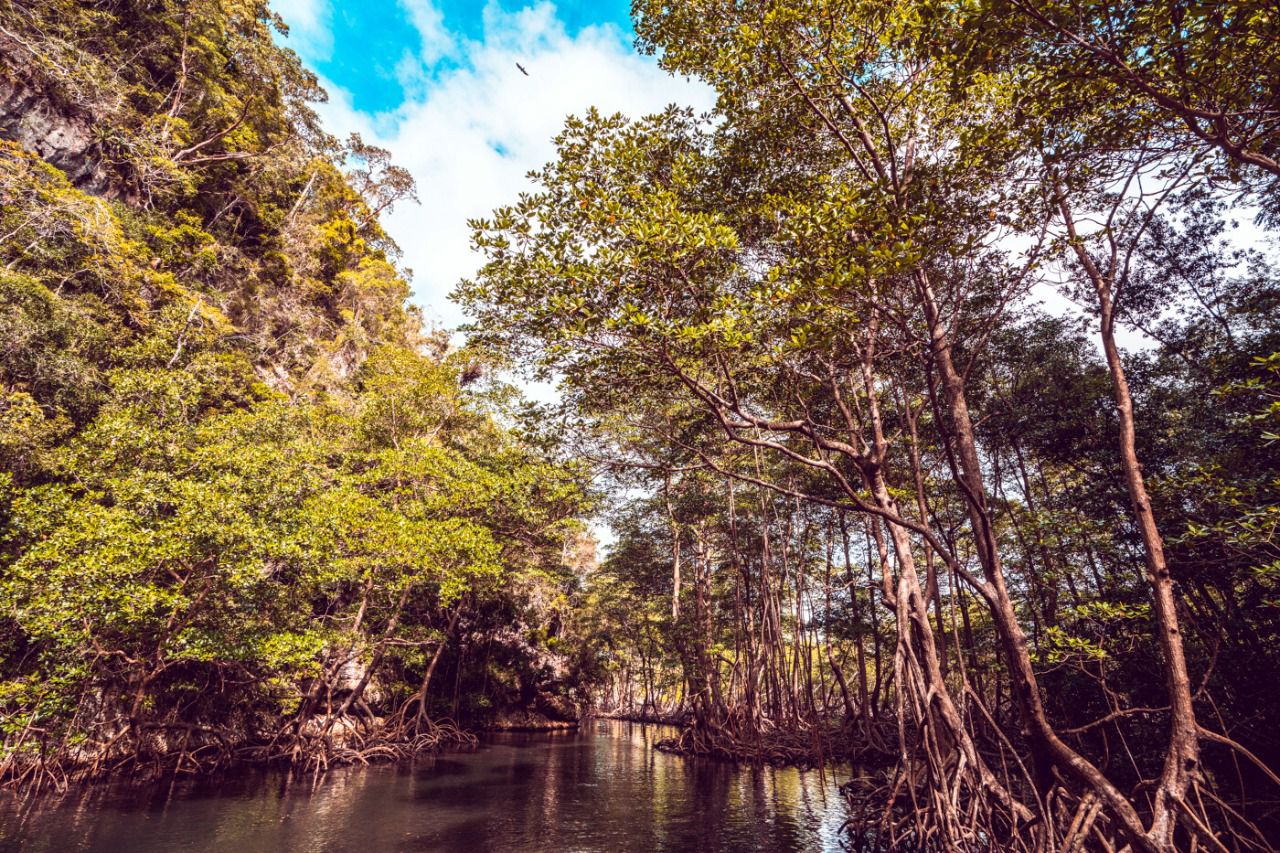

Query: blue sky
<box><xmin>293</xmin><ymin>0</ymin><xmax>635</xmax><ymax>113</ymax></box>
<box><xmin>271</xmin><ymin>0</ymin><xmax>713</xmax><ymax>332</ymax></box>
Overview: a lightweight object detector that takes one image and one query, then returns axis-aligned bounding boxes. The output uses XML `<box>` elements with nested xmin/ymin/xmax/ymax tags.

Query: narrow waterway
<box><xmin>0</xmin><ymin>721</ymin><xmax>851</xmax><ymax>852</ymax></box>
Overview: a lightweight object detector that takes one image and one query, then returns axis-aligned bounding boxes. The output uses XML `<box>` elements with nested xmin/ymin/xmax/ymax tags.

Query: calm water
<box><xmin>0</xmin><ymin>720</ymin><xmax>851</xmax><ymax>852</ymax></box>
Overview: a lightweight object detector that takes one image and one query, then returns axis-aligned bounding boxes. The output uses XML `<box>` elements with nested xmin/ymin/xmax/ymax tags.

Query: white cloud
<box><xmin>271</xmin><ymin>0</ymin><xmax>333</xmax><ymax>60</ymax></box>
<box><xmin>282</xmin><ymin>0</ymin><xmax>715</xmax><ymax>333</ymax></box>
<box><xmin>398</xmin><ymin>0</ymin><xmax>457</xmax><ymax>66</ymax></box>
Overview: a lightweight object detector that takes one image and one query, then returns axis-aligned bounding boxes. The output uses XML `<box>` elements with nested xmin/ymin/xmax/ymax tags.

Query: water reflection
<box><xmin>0</xmin><ymin>720</ymin><xmax>850</xmax><ymax>852</ymax></box>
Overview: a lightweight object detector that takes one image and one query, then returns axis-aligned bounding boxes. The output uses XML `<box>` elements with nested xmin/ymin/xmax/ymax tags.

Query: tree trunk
<box><xmin>1058</xmin><ymin>195</ymin><xmax>1200</xmax><ymax>849</ymax></box>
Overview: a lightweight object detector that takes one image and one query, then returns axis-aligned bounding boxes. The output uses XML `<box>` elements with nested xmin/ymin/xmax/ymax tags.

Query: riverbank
<box><xmin>486</xmin><ymin>710</ymin><xmax>579</xmax><ymax>732</ymax></box>
<box><xmin>599</xmin><ymin>709</ymin><xmax>897</xmax><ymax>771</ymax></box>
<box><xmin>2</xmin><ymin>710</ymin><xmax>582</xmax><ymax>792</ymax></box>
<box><xmin>599</xmin><ymin>708</ymin><xmax>688</xmax><ymax>726</ymax></box>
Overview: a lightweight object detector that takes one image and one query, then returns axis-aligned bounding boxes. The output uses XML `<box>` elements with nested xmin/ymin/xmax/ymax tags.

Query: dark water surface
<box><xmin>0</xmin><ymin>720</ymin><xmax>851</xmax><ymax>852</ymax></box>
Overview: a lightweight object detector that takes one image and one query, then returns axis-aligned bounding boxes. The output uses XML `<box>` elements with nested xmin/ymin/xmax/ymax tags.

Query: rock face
<box><xmin>332</xmin><ymin>655</ymin><xmax>385</xmax><ymax>706</ymax></box>
<box><xmin>0</xmin><ymin>75</ymin><xmax>115</xmax><ymax>195</ymax></box>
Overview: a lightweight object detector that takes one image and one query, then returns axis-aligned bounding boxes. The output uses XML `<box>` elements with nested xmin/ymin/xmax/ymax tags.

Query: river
<box><xmin>0</xmin><ymin>720</ymin><xmax>852</xmax><ymax>852</ymax></box>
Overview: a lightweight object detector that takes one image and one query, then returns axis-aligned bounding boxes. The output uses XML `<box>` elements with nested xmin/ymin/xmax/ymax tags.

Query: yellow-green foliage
<box><xmin>0</xmin><ymin>0</ymin><xmax>591</xmax><ymax>765</ymax></box>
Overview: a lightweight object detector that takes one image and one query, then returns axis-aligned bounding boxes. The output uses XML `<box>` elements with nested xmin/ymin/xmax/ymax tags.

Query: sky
<box><xmin>270</xmin><ymin>0</ymin><xmax>715</xmax><ymax>334</ymax></box>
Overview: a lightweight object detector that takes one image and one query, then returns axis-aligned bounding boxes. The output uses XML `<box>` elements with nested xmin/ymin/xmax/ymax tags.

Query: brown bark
<box><xmin>1057</xmin><ymin>193</ymin><xmax>1201</xmax><ymax>849</ymax></box>
<box><xmin>916</xmin><ymin>266</ymin><xmax>1164</xmax><ymax>850</ymax></box>
<box><xmin>856</xmin><ymin>313</ymin><xmax>1031</xmax><ymax>826</ymax></box>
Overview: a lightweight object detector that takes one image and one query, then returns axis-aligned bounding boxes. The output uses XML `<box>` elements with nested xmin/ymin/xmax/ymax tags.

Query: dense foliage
<box><xmin>457</xmin><ymin>0</ymin><xmax>1280</xmax><ymax>850</ymax></box>
<box><xmin>0</xmin><ymin>0</ymin><xmax>591</xmax><ymax>785</ymax></box>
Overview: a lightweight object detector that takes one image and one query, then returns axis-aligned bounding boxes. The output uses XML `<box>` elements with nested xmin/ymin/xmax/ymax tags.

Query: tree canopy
<box><xmin>1</xmin><ymin>0</ymin><xmax>594</xmax><ymax>787</ymax></box>
<box><xmin>2</xmin><ymin>1</ymin><xmax>1279</xmax><ymax>851</ymax></box>
<box><xmin>458</xmin><ymin>1</ymin><xmax>1280</xmax><ymax>849</ymax></box>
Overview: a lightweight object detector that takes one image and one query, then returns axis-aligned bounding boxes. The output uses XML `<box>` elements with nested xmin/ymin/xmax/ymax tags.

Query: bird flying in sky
<box><xmin>516</xmin><ymin>62</ymin><xmax>529</xmax><ymax>76</ymax></box>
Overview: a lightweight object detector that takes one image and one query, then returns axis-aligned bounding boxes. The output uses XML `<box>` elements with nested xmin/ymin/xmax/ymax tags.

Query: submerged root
<box><xmin>1</xmin><ymin>710</ymin><xmax>481</xmax><ymax>792</ymax></box>
<box><xmin>262</xmin><ymin>708</ymin><xmax>480</xmax><ymax>774</ymax></box>
<box><xmin>653</xmin><ymin>714</ymin><xmax>898</xmax><ymax>768</ymax></box>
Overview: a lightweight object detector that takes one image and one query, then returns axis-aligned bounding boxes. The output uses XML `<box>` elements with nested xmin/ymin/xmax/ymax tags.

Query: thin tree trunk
<box><xmin>1058</xmin><ymin>193</ymin><xmax>1200</xmax><ymax>849</ymax></box>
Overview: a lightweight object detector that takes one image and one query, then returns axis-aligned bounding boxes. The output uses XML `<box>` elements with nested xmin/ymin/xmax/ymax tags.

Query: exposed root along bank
<box><xmin>1</xmin><ymin>712</ymin><xmax>481</xmax><ymax>794</ymax></box>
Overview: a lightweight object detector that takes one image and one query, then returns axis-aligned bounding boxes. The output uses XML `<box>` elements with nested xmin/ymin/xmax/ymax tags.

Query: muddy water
<box><xmin>0</xmin><ymin>720</ymin><xmax>851</xmax><ymax>852</ymax></box>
